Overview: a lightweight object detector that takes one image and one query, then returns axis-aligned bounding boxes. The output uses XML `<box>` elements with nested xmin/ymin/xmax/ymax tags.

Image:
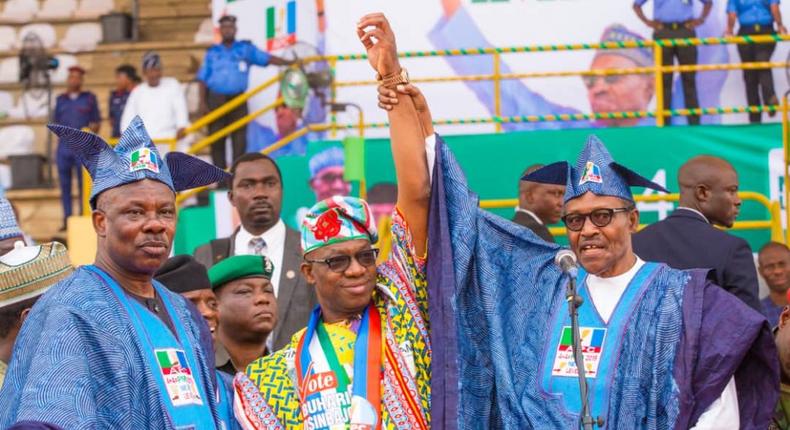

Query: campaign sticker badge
<box><xmin>155</xmin><ymin>348</ymin><xmax>204</xmax><ymax>406</ymax></box>
<box><xmin>579</xmin><ymin>161</ymin><xmax>602</xmax><ymax>185</ymax></box>
<box><xmin>130</xmin><ymin>147</ymin><xmax>159</xmax><ymax>173</ymax></box>
<box><xmin>551</xmin><ymin>326</ymin><xmax>606</xmax><ymax>378</ymax></box>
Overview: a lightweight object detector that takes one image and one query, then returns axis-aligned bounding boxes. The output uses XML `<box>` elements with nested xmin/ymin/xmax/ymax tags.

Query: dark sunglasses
<box><xmin>561</xmin><ymin>207</ymin><xmax>634</xmax><ymax>232</ymax></box>
<box><xmin>304</xmin><ymin>248</ymin><xmax>380</xmax><ymax>273</ymax></box>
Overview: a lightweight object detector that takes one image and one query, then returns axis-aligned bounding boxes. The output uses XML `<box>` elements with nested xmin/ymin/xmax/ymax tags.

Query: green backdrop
<box><xmin>174</xmin><ymin>123</ymin><xmax>785</xmax><ymax>255</ymax></box>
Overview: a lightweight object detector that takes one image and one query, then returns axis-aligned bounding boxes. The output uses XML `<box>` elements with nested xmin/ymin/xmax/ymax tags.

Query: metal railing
<box><xmin>79</xmin><ymin>33</ymin><xmax>790</xmax><ymax>240</ymax></box>
<box><xmin>480</xmin><ymin>192</ymin><xmax>784</xmax><ymax>242</ymax></box>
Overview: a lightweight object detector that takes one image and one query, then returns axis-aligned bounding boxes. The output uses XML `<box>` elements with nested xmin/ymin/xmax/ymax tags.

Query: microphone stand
<box><xmin>565</xmin><ymin>273</ymin><xmax>596</xmax><ymax>430</ymax></box>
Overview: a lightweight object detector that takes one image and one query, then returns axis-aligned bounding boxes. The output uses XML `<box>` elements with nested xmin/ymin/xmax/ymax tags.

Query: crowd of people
<box><xmin>1</xmin><ymin>6</ymin><xmax>790</xmax><ymax>430</ymax></box>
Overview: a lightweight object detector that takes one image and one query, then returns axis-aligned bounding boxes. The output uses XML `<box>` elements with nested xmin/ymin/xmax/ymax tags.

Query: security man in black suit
<box><xmin>632</xmin><ymin>155</ymin><xmax>761</xmax><ymax>311</ymax></box>
<box><xmin>194</xmin><ymin>153</ymin><xmax>317</xmax><ymax>351</ymax></box>
<box><xmin>513</xmin><ymin>164</ymin><xmax>565</xmax><ymax>243</ymax></box>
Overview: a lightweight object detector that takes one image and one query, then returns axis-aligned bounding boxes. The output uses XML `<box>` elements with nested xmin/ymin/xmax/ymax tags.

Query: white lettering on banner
<box><xmin>636</xmin><ymin>169</ymin><xmax>673</xmax><ymax>221</ymax></box>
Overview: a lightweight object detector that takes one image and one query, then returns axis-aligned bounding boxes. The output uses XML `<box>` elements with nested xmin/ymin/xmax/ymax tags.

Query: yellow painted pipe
<box><xmin>784</xmin><ymin>95</ymin><xmax>790</xmax><ymax>245</ymax></box>
<box><xmin>654</xmin><ymin>44</ymin><xmax>664</xmax><ymax>127</ymax></box>
<box><xmin>188</xmin><ymin>98</ymin><xmax>284</xmax><ymax>155</ymax></box>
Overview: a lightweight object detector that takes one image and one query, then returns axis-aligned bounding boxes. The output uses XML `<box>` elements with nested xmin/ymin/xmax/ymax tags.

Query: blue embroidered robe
<box><xmin>426</xmin><ymin>136</ymin><xmax>779</xmax><ymax>429</ymax></box>
<box><xmin>0</xmin><ymin>267</ymin><xmax>225</xmax><ymax>429</ymax></box>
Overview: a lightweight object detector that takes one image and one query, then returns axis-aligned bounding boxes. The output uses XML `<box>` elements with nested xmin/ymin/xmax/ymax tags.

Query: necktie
<box><xmin>249</xmin><ymin>237</ymin><xmax>267</xmax><ymax>255</ymax></box>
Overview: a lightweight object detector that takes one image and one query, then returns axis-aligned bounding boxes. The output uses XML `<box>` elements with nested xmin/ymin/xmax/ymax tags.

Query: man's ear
<box><xmin>227</xmin><ymin>189</ymin><xmax>236</xmax><ymax>208</ymax></box>
<box><xmin>695</xmin><ymin>184</ymin><xmax>710</xmax><ymax>203</ymax></box>
<box><xmin>629</xmin><ymin>208</ymin><xmax>640</xmax><ymax>233</ymax></box>
<box><xmin>93</xmin><ymin>209</ymin><xmax>107</xmax><ymax>238</ymax></box>
<box><xmin>301</xmin><ymin>262</ymin><xmax>316</xmax><ymax>285</ymax></box>
<box><xmin>780</xmin><ymin>306</ymin><xmax>790</xmax><ymax>330</ymax></box>
<box><xmin>19</xmin><ymin>307</ymin><xmax>32</xmax><ymax>325</ymax></box>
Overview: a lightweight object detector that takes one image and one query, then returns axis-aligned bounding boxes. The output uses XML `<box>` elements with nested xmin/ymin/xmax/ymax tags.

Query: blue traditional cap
<box><xmin>596</xmin><ymin>24</ymin><xmax>652</xmax><ymax>67</ymax></box>
<box><xmin>48</xmin><ymin>116</ymin><xmax>230</xmax><ymax>209</ymax></box>
<box><xmin>522</xmin><ymin>134</ymin><xmax>667</xmax><ymax>204</ymax></box>
<box><xmin>0</xmin><ymin>197</ymin><xmax>23</xmax><ymax>241</ymax></box>
<box><xmin>301</xmin><ymin>196</ymin><xmax>378</xmax><ymax>255</ymax></box>
<box><xmin>308</xmin><ymin>146</ymin><xmax>344</xmax><ymax>178</ymax></box>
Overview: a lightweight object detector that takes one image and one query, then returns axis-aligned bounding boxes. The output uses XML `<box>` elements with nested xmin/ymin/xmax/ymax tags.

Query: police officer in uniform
<box><xmin>197</xmin><ymin>15</ymin><xmax>295</xmax><ymax>170</ymax></box>
<box><xmin>633</xmin><ymin>0</ymin><xmax>712</xmax><ymax>125</ymax></box>
<box><xmin>726</xmin><ymin>0</ymin><xmax>787</xmax><ymax>123</ymax></box>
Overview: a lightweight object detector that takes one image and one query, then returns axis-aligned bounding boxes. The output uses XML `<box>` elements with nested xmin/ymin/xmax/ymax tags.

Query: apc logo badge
<box><xmin>266</xmin><ymin>0</ymin><xmax>296</xmax><ymax>51</ymax></box>
<box><xmin>129</xmin><ymin>147</ymin><xmax>159</xmax><ymax>173</ymax></box>
<box><xmin>579</xmin><ymin>161</ymin><xmax>602</xmax><ymax>185</ymax></box>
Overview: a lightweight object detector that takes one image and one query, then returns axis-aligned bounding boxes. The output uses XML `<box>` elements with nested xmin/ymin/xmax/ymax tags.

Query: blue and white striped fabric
<box><xmin>0</xmin><ymin>267</ymin><xmax>225</xmax><ymax>429</ymax></box>
<box><xmin>0</xmin><ymin>197</ymin><xmax>22</xmax><ymax>241</ymax></box>
<box><xmin>426</xmin><ymin>136</ymin><xmax>778</xmax><ymax>429</ymax></box>
<box><xmin>48</xmin><ymin>116</ymin><xmax>228</xmax><ymax>208</ymax></box>
<box><xmin>522</xmin><ymin>134</ymin><xmax>668</xmax><ymax>204</ymax></box>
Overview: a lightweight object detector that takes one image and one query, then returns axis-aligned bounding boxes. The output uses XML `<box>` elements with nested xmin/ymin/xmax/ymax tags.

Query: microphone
<box><xmin>554</xmin><ymin>249</ymin><xmax>578</xmax><ymax>278</ymax></box>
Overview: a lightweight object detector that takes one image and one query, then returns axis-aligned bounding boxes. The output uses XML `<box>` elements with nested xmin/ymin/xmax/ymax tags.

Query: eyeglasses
<box><xmin>561</xmin><ymin>207</ymin><xmax>634</xmax><ymax>232</ymax></box>
<box><xmin>304</xmin><ymin>248</ymin><xmax>380</xmax><ymax>273</ymax></box>
<box><xmin>582</xmin><ymin>74</ymin><xmax>626</xmax><ymax>89</ymax></box>
<box><xmin>314</xmin><ymin>172</ymin><xmax>346</xmax><ymax>185</ymax></box>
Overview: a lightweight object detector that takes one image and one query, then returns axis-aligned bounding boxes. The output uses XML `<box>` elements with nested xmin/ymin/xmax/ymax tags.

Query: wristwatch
<box><xmin>376</xmin><ymin>68</ymin><xmax>409</xmax><ymax>88</ymax></box>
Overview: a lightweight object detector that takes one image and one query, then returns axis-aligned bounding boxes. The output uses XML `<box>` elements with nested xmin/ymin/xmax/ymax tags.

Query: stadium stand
<box><xmin>0</xmin><ymin>0</ymin><xmax>212</xmax><ymax>241</ymax></box>
<box><xmin>36</xmin><ymin>0</ymin><xmax>77</xmax><ymax>20</ymax></box>
<box><xmin>0</xmin><ymin>0</ymin><xmax>38</xmax><ymax>22</ymax></box>
<box><xmin>19</xmin><ymin>23</ymin><xmax>57</xmax><ymax>48</ymax></box>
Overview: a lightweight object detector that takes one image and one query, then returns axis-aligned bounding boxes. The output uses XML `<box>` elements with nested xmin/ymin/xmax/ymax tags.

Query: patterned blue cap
<box><xmin>308</xmin><ymin>146</ymin><xmax>344</xmax><ymax>178</ymax></box>
<box><xmin>0</xmin><ymin>197</ymin><xmax>22</xmax><ymax>241</ymax></box>
<box><xmin>597</xmin><ymin>24</ymin><xmax>652</xmax><ymax>67</ymax></box>
<box><xmin>522</xmin><ymin>135</ymin><xmax>667</xmax><ymax>204</ymax></box>
<box><xmin>48</xmin><ymin>116</ymin><xmax>230</xmax><ymax>208</ymax></box>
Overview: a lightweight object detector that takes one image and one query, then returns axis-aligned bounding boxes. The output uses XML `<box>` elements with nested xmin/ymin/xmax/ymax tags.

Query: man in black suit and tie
<box><xmin>194</xmin><ymin>153</ymin><xmax>317</xmax><ymax>351</ymax></box>
<box><xmin>512</xmin><ymin>164</ymin><xmax>565</xmax><ymax>243</ymax></box>
<box><xmin>632</xmin><ymin>155</ymin><xmax>761</xmax><ymax>311</ymax></box>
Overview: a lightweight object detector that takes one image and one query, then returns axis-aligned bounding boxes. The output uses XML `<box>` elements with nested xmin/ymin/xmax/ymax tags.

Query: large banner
<box><xmin>210</xmin><ymin>0</ymin><xmax>790</xmax><ymax>138</ymax></box>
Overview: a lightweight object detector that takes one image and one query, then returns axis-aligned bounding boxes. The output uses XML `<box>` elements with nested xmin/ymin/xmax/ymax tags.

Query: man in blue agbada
<box><xmin>416</xmin><ymin>122</ymin><xmax>779</xmax><ymax>426</ymax></box>
<box><xmin>0</xmin><ymin>117</ymin><xmax>236</xmax><ymax>430</ymax></box>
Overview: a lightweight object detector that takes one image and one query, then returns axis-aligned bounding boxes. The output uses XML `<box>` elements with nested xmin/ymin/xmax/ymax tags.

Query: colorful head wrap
<box><xmin>522</xmin><ymin>134</ymin><xmax>667</xmax><ymax>204</ymax></box>
<box><xmin>301</xmin><ymin>196</ymin><xmax>378</xmax><ymax>254</ymax></box>
<box><xmin>0</xmin><ymin>198</ymin><xmax>22</xmax><ymax>241</ymax></box>
<box><xmin>308</xmin><ymin>146</ymin><xmax>344</xmax><ymax>178</ymax></box>
<box><xmin>0</xmin><ymin>241</ymin><xmax>73</xmax><ymax>308</ymax></box>
<box><xmin>47</xmin><ymin>116</ymin><xmax>229</xmax><ymax>209</ymax></box>
<box><xmin>208</xmin><ymin>255</ymin><xmax>275</xmax><ymax>289</ymax></box>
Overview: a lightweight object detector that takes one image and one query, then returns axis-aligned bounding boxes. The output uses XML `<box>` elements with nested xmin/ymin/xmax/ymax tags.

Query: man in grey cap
<box><xmin>120</xmin><ymin>51</ymin><xmax>190</xmax><ymax>153</ymax></box>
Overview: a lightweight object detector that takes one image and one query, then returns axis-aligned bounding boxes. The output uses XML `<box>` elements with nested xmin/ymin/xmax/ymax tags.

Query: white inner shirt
<box><xmin>233</xmin><ymin>219</ymin><xmax>286</xmax><ymax>298</ymax></box>
<box><xmin>585</xmin><ymin>257</ymin><xmax>739</xmax><ymax>429</ymax></box>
